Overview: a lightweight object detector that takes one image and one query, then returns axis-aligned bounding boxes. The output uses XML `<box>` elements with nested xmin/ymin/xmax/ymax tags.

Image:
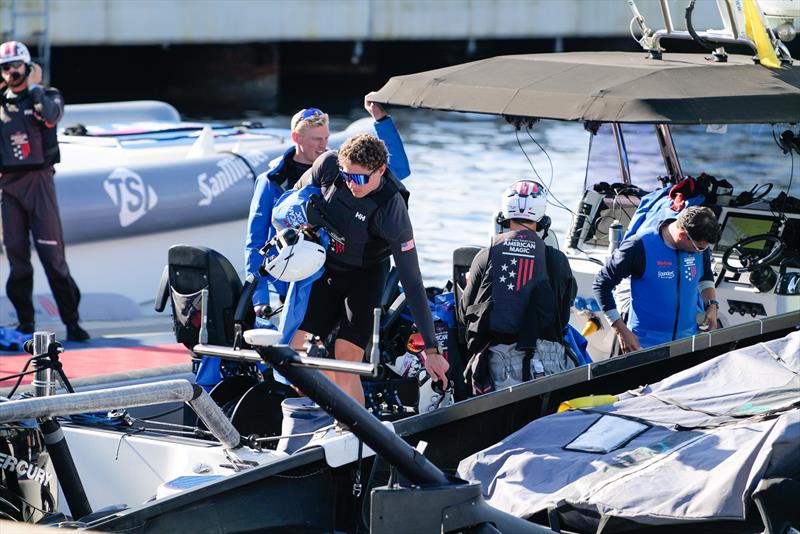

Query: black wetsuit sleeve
<box><xmin>459</xmin><ymin>248</ymin><xmax>489</xmax><ymax>325</ymax></box>
<box><xmin>30</xmin><ymin>86</ymin><xmax>63</xmax><ymax>126</ymax></box>
<box><xmin>701</xmin><ymin>248</ymin><xmax>713</xmax><ymax>282</ymax></box>
<box><xmin>592</xmin><ymin>237</ymin><xmax>645</xmax><ymax>317</ymax></box>
<box><xmin>373</xmin><ymin>196</ymin><xmax>438</xmax><ymax>350</ymax></box>
<box><xmin>555</xmin><ymin>251</ymin><xmax>577</xmax><ymax>328</ymax></box>
<box><xmin>295</xmin><ymin>150</ymin><xmax>339</xmax><ymax>190</ymax></box>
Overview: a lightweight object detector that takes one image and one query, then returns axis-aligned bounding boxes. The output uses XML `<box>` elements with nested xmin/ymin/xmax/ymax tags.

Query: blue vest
<box><xmin>629</xmin><ymin>230</ymin><xmax>704</xmax><ymax>348</ymax></box>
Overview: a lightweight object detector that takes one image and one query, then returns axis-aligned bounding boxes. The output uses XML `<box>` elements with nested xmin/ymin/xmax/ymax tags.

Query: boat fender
<box><xmin>557</xmin><ymin>395</ymin><xmax>619</xmax><ymax>413</ymax></box>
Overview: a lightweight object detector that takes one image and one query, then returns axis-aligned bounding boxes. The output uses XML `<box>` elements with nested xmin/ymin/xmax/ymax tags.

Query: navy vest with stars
<box><xmin>488</xmin><ymin>228</ymin><xmax>549</xmax><ymax>335</ymax></box>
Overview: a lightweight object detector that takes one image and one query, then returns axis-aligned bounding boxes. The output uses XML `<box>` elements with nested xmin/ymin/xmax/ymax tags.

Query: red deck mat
<box><xmin>0</xmin><ymin>343</ymin><xmax>190</xmax><ymax>387</ymax></box>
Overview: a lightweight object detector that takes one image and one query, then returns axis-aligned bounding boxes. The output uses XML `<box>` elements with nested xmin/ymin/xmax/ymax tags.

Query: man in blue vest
<box><xmin>245</xmin><ymin>94</ymin><xmax>410</xmax><ymax>316</ymax></box>
<box><xmin>593</xmin><ymin>206</ymin><xmax>720</xmax><ymax>352</ymax></box>
<box><xmin>0</xmin><ymin>41</ymin><xmax>89</xmax><ymax>341</ymax></box>
<box><xmin>291</xmin><ymin>133</ymin><xmax>448</xmax><ymax>405</ymax></box>
<box><xmin>460</xmin><ymin>180</ymin><xmax>577</xmax><ymax>393</ymax></box>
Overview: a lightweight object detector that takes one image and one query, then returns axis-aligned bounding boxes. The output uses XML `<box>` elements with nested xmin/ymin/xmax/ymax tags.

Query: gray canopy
<box><xmin>371</xmin><ymin>52</ymin><xmax>800</xmax><ymax>124</ymax></box>
<box><xmin>457</xmin><ymin>332</ymin><xmax>800</xmax><ymax>530</ymax></box>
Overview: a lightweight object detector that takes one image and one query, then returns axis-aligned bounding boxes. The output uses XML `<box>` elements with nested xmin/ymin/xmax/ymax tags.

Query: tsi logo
<box><xmin>355</xmin><ymin>211</ymin><xmax>366</xmax><ymax>222</ymax></box>
<box><xmin>104</xmin><ymin>168</ymin><xmax>158</xmax><ymax>227</ymax></box>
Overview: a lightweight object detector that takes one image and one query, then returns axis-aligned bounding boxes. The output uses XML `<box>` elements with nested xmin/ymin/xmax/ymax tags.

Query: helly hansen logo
<box><xmin>104</xmin><ymin>168</ymin><xmax>158</xmax><ymax>227</ymax></box>
<box><xmin>355</xmin><ymin>212</ymin><xmax>366</xmax><ymax>222</ymax></box>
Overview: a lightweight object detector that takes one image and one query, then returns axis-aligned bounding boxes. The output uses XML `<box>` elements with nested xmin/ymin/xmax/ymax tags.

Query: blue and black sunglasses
<box><xmin>340</xmin><ymin>169</ymin><xmax>378</xmax><ymax>185</ymax></box>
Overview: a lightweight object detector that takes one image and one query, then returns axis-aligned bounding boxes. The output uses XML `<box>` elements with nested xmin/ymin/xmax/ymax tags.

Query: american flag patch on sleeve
<box><xmin>400</xmin><ymin>239</ymin><xmax>415</xmax><ymax>252</ymax></box>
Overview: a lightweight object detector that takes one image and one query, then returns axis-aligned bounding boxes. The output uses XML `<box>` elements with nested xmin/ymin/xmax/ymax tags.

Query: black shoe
<box><xmin>66</xmin><ymin>323</ymin><xmax>90</xmax><ymax>342</ymax></box>
<box><xmin>16</xmin><ymin>322</ymin><xmax>35</xmax><ymax>334</ymax></box>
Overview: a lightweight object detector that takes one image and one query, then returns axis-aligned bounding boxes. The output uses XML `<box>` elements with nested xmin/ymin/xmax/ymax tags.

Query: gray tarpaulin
<box><xmin>458</xmin><ymin>332</ymin><xmax>800</xmax><ymax>530</ymax></box>
<box><xmin>371</xmin><ymin>52</ymin><xmax>800</xmax><ymax>124</ymax></box>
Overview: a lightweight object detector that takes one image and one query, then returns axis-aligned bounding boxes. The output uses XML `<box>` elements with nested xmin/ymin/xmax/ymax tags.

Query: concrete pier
<box><xmin>4</xmin><ymin>0</ymin><xmax>724</xmax><ymax>45</ymax></box>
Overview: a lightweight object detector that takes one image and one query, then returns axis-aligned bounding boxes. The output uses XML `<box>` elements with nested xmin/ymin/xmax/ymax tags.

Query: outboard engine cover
<box><xmin>0</xmin><ymin>421</ymin><xmax>58</xmax><ymax>522</ymax></box>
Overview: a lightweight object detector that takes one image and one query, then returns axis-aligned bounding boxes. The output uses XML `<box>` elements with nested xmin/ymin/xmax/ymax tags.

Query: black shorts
<box><xmin>299</xmin><ymin>261</ymin><xmax>389</xmax><ymax>349</ymax></box>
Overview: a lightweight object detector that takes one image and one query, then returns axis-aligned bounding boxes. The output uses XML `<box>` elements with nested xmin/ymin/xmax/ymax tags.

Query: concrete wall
<box><xmin>2</xmin><ymin>0</ymin><xmax>724</xmax><ymax>45</ymax></box>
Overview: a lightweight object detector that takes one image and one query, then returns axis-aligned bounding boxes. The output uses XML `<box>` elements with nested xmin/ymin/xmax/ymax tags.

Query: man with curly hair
<box><xmin>292</xmin><ymin>133</ymin><xmax>448</xmax><ymax>405</ymax></box>
<box><xmin>245</xmin><ymin>94</ymin><xmax>410</xmax><ymax>316</ymax></box>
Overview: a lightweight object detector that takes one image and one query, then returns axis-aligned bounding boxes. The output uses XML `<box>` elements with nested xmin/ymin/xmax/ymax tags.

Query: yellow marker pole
<box><xmin>743</xmin><ymin>0</ymin><xmax>781</xmax><ymax>68</ymax></box>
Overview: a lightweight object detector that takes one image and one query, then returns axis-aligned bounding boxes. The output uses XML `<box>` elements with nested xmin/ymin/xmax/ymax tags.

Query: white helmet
<box><xmin>498</xmin><ymin>179</ymin><xmax>547</xmax><ymax>225</ymax></box>
<box><xmin>0</xmin><ymin>41</ymin><xmax>31</xmax><ymax>65</ymax></box>
<box><xmin>259</xmin><ymin>228</ymin><xmax>325</xmax><ymax>282</ymax></box>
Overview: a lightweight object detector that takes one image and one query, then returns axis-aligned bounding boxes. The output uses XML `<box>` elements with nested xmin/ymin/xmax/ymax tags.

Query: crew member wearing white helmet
<box><xmin>291</xmin><ymin>133</ymin><xmax>448</xmax><ymax>405</ymax></box>
<box><xmin>0</xmin><ymin>41</ymin><xmax>88</xmax><ymax>341</ymax></box>
<box><xmin>459</xmin><ymin>180</ymin><xmax>576</xmax><ymax>394</ymax></box>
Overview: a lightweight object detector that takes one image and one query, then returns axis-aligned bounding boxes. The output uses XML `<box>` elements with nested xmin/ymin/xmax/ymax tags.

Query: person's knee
<box><xmin>334</xmin><ymin>338</ymin><xmax>364</xmax><ymax>362</ymax></box>
<box><xmin>35</xmin><ymin>244</ymin><xmax>68</xmax><ymax>270</ymax></box>
<box><xmin>290</xmin><ymin>329</ymin><xmax>309</xmax><ymax>350</ymax></box>
<box><xmin>3</xmin><ymin>235</ymin><xmax>31</xmax><ymax>259</ymax></box>
<box><xmin>7</xmin><ymin>261</ymin><xmax>33</xmax><ymax>278</ymax></box>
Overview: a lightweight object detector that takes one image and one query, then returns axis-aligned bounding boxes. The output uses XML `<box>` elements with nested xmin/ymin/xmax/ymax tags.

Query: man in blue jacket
<box><xmin>593</xmin><ymin>206</ymin><xmax>721</xmax><ymax>352</ymax></box>
<box><xmin>245</xmin><ymin>93</ymin><xmax>410</xmax><ymax>315</ymax></box>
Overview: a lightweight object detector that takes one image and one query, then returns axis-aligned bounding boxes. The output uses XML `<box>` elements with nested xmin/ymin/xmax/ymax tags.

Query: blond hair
<box><xmin>291</xmin><ymin>108</ymin><xmax>329</xmax><ymax>134</ymax></box>
<box><xmin>337</xmin><ymin>134</ymin><xmax>388</xmax><ymax>171</ymax></box>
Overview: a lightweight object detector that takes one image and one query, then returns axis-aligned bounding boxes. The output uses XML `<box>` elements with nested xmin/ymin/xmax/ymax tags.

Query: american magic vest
<box><xmin>489</xmin><ymin>229</ymin><xmax>549</xmax><ymax>335</ymax></box>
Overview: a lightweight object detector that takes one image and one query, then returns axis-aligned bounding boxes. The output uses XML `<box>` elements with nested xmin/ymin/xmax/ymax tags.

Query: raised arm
<box><xmin>365</xmin><ymin>92</ymin><xmax>410</xmax><ymax>180</ymax></box>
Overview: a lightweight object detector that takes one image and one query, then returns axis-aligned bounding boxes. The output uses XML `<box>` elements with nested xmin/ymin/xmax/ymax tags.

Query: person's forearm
<box><xmin>593</xmin><ymin>240</ymin><xmax>641</xmax><ymax>323</ymax></box>
<box><xmin>375</xmin><ymin>117</ymin><xmax>410</xmax><ymax>180</ymax></box>
<box><xmin>593</xmin><ymin>274</ymin><xmax>619</xmax><ymax>322</ymax></box>
<box><xmin>393</xmin><ymin>247</ymin><xmax>437</xmax><ymax>348</ymax></box>
<box><xmin>700</xmin><ymin>287</ymin><xmax>716</xmax><ymax>302</ymax></box>
<box><xmin>32</xmin><ymin>88</ymin><xmax>63</xmax><ymax>125</ymax></box>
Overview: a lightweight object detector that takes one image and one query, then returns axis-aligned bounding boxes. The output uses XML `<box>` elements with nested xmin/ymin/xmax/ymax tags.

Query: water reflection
<box><xmin>260</xmin><ymin>109</ymin><xmax>797</xmax><ymax>285</ymax></box>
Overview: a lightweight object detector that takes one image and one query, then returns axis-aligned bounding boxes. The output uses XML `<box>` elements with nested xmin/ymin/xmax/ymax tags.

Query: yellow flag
<box><xmin>743</xmin><ymin>0</ymin><xmax>781</xmax><ymax>68</ymax></box>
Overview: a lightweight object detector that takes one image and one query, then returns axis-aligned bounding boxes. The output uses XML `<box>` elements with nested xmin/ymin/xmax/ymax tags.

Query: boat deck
<box><xmin>0</xmin><ymin>312</ymin><xmax>191</xmax><ymax>394</ymax></box>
